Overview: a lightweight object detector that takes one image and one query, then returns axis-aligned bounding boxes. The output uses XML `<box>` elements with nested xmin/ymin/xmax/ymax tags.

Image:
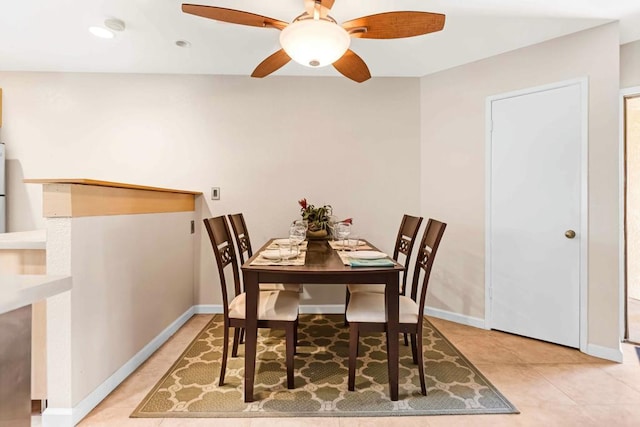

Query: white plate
<box><xmin>260</xmin><ymin>249</ymin><xmax>298</xmax><ymax>260</ymax></box>
<box><xmin>344</xmin><ymin>239</ymin><xmax>366</xmax><ymax>246</ymax></box>
<box><xmin>347</xmin><ymin>250</ymin><xmax>388</xmax><ymax>260</ymax></box>
<box><xmin>272</xmin><ymin>238</ymin><xmax>293</xmax><ymax>246</ymax></box>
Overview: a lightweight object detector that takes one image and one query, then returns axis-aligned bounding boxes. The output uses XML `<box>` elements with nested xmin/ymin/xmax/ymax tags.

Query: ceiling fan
<box><xmin>182</xmin><ymin>0</ymin><xmax>445</xmax><ymax>83</ymax></box>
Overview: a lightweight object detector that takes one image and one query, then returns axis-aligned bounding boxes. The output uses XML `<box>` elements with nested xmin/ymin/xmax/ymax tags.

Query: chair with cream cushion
<box><xmin>346</xmin><ymin>218</ymin><xmax>446</xmax><ymax>395</ymax></box>
<box><xmin>204</xmin><ymin>216</ymin><xmax>299</xmax><ymax>389</ymax></box>
<box><xmin>228</xmin><ymin>213</ymin><xmax>302</xmax><ymax>292</ymax></box>
<box><xmin>345</xmin><ymin>214</ymin><xmax>422</xmax><ymax>337</ymax></box>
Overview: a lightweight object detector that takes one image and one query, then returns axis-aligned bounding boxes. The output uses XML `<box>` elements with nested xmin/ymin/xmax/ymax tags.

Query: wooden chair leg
<box><xmin>416</xmin><ymin>329</ymin><xmax>427</xmax><ymax>395</ymax></box>
<box><xmin>219</xmin><ymin>325</ymin><xmax>230</xmax><ymax>386</ymax></box>
<box><xmin>348</xmin><ymin>323</ymin><xmax>359</xmax><ymax>391</ymax></box>
<box><xmin>410</xmin><ymin>333</ymin><xmax>418</xmax><ymax>364</ymax></box>
<box><xmin>239</xmin><ymin>328</ymin><xmax>245</xmax><ymax>344</ymax></box>
<box><xmin>344</xmin><ymin>288</ymin><xmax>351</xmax><ymax>326</ymax></box>
<box><xmin>232</xmin><ymin>327</ymin><xmax>241</xmax><ymax>357</ymax></box>
<box><xmin>294</xmin><ymin>318</ymin><xmax>299</xmax><ymax>355</ymax></box>
<box><xmin>285</xmin><ymin>324</ymin><xmax>296</xmax><ymax>389</ymax></box>
<box><xmin>404</xmin><ymin>332</ymin><xmax>409</xmax><ymax>346</ymax></box>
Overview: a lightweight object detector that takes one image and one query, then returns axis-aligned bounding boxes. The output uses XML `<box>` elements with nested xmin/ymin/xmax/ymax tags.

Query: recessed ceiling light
<box><xmin>89</xmin><ymin>26</ymin><xmax>114</xmax><ymax>39</ymax></box>
<box><xmin>105</xmin><ymin>18</ymin><xmax>126</xmax><ymax>32</ymax></box>
<box><xmin>175</xmin><ymin>40</ymin><xmax>191</xmax><ymax>48</ymax></box>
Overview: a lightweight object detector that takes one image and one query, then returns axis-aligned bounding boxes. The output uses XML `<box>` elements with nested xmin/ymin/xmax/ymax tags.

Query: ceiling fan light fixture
<box><xmin>279</xmin><ymin>18</ymin><xmax>350</xmax><ymax>68</ymax></box>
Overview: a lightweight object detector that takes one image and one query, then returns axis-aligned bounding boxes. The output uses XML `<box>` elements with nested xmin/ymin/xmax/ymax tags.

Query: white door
<box><xmin>488</xmin><ymin>81</ymin><xmax>585</xmax><ymax>348</ymax></box>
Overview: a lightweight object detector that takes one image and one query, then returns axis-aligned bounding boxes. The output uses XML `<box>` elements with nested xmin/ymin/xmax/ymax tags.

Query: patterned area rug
<box><xmin>132</xmin><ymin>314</ymin><xmax>517</xmax><ymax>418</ymax></box>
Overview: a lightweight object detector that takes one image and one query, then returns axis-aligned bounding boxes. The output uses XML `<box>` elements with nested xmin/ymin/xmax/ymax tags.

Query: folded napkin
<box><xmin>337</xmin><ymin>251</ymin><xmax>394</xmax><ymax>268</ymax></box>
<box><xmin>348</xmin><ymin>258</ymin><xmax>396</xmax><ymax>268</ymax></box>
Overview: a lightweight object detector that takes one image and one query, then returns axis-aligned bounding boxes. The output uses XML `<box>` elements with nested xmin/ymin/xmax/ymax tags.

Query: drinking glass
<box><xmin>279</xmin><ymin>242</ymin><xmax>296</xmax><ymax>263</ymax></box>
<box><xmin>327</xmin><ymin>216</ymin><xmax>339</xmax><ymax>240</ymax></box>
<box><xmin>289</xmin><ymin>223</ymin><xmax>306</xmax><ymax>254</ymax></box>
<box><xmin>346</xmin><ymin>235</ymin><xmax>359</xmax><ymax>252</ymax></box>
<box><xmin>293</xmin><ymin>219</ymin><xmax>308</xmax><ymax>233</ymax></box>
<box><xmin>335</xmin><ymin>222</ymin><xmax>351</xmax><ymax>249</ymax></box>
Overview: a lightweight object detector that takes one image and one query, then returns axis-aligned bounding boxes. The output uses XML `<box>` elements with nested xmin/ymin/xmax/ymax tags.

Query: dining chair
<box><xmin>345</xmin><ymin>218</ymin><xmax>446</xmax><ymax>395</ymax></box>
<box><xmin>228</xmin><ymin>213</ymin><xmax>302</xmax><ymax>293</ymax></box>
<box><xmin>344</xmin><ymin>214</ymin><xmax>423</xmax><ymax>337</ymax></box>
<box><xmin>203</xmin><ymin>216</ymin><xmax>300</xmax><ymax>388</ymax></box>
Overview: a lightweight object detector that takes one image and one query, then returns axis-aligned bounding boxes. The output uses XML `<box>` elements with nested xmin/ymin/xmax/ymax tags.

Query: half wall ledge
<box><xmin>24</xmin><ymin>179</ymin><xmax>202</xmax><ymax>217</ymax></box>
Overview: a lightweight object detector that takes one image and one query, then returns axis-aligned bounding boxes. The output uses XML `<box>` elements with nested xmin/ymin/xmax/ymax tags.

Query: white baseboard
<box><xmin>41</xmin><ymin>408</ymin><xmax>72</xmax><ymax>427</ymax></box>
<box><xmin>193</xmin><ymin>304</ymin><xmax>223</xmax><ymax>314</ymax></box>
<box><xmin>43</xmin><ymin>306</ymin><xmax>196</xmax><ymax>427</ymax></box>
<box><xmin>424</xmin><ymin>305</ymin><xmax>487</xmax><ymax>330</ymax></box>
<box><xmin>586</xmin><ymin>343</ymin><xmax>624</xmax><ymax>363</ymax></box>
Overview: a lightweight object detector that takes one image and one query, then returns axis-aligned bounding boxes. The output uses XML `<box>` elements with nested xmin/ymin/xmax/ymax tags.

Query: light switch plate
<box><xmin>211</xmin><ymin>187</ymin><xmax>220</xmax><ymax>200</ymax></box>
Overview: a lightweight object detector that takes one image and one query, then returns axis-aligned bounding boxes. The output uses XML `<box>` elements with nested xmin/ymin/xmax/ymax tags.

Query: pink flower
<box><xmin>342</xmin><ymin>218</ymin><xmax>353</xmax><ymax>225</ymax></box>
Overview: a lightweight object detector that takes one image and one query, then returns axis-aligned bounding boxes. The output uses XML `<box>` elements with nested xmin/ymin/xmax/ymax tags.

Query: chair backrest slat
<box><xmin>392</xmin><ymin>214</ymin><xmax>423</xmax><ymax>295</ymax></box>
<box><xmin>228</xmin><ymin>213</ymin><xmax>253</xmax><ymax>264</ymax></box>
<box><xmin>203</xmin><ymin>216</ymin><xmax>243</xmax><ymax>316</ymax></box>
<box><xmin>410</xmin><ymin>219</ymin><xmax>446</xmax><ymax>328</ymax></box>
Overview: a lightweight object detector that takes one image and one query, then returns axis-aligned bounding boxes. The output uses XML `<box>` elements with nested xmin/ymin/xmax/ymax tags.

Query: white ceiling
<box><xmin>1</xmin><ymin>0</ymin><xmax>639</xmax><ymax>79</ymax></box>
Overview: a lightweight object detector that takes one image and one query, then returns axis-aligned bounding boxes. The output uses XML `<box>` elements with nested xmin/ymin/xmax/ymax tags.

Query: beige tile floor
<box><xmin>60</xmin><ymin>314</ymin><xmax>640</xmax><ymax>426</ymax></box>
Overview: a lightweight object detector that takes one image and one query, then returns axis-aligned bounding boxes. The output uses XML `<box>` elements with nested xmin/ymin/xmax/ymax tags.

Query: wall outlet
<box><xmin>211</xmin><ymin>187</ymin><xmax>220</xmax><ymax>200</ymax></box>
<box><xmin>190</xmin><ymin>220</ymin><xmax>195</xmax><ymax>234</ymax></box>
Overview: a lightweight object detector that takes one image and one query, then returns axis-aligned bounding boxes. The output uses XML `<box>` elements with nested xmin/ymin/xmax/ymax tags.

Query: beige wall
<box><xmin>420</xmin><ymin>23</ymin><xmax>621</xmax><ymax>350</ymax></box>
<box><xmin>45</xmin><ymin>211</ymin><xmax>195</xmax><ymax>408</ymax></box>
<box><xmin>621</xmin><ymin>39</ymin><xmax>640</xmax><ymax>88</ymax></box>
<box><xmin>0</xmin><ymin>73</ymin><xmax>421</xmax><ymax>306</ymax></box>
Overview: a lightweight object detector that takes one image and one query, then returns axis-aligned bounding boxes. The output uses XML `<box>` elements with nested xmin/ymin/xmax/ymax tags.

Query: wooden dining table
<box><xmin>241</xmin><ymin>238</ymin><xmax>404</xmax><ymax>402</ymax></box>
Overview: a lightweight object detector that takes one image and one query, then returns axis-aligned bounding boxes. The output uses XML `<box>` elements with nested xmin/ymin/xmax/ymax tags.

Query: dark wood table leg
<box><xmin>385</xmin><ymin>273</ymin><xmax>400</xmax><ymax>401</ymax></box>
<box><xmin>243</xmin><ymin>271</ymin><xmax>259</xmax><ymax>402</ymax></box>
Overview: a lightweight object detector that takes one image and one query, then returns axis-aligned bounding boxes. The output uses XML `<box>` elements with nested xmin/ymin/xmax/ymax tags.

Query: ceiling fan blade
<box><xmin>332</xmin><ymin>50</ymin><xmax>371</xmax><ymax>83</ymax></box>
<box><xmin>251</xmin><ymin>50</ymin><xmax>292</xmax><ymax>78</ymax></box>
<box><xmin>182</xmin><ymin>4</ymin><xmax>288</xmax><ymax>30</ymax></box>
<box><xmin>320</xmin><ymin>0</ymin><xmax>336</xmax><ymax>9</ymax></box>
<box><xmin>342</xmin><ymin>11</ymin><xmax>445</xmax><ymax>39</ymax></box>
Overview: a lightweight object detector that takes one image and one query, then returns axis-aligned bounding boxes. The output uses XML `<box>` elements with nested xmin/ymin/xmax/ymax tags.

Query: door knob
<box><xmin>565</xmin><ymin>230</ymin><xmax>576</xmax><ymax>239</ymax></box>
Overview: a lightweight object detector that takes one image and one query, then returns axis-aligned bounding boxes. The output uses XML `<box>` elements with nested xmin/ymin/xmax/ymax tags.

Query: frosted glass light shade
<box><xmin>279</xmin><ymin>19</ymin><xmax>351</xmax><ymax>68</ymax></box>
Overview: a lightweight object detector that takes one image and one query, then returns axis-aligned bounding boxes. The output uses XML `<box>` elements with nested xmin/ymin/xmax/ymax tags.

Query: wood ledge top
<box><xmin>24</xmin><ymin>179</ymin><xmax>202</xmax><ymax>195</ymax></box>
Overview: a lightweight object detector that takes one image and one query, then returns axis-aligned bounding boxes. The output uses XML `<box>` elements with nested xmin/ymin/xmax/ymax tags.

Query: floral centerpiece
<box><xmin>298</xmin><ymin>198</ymin><xmax>352</xmax><ymax>239</ymax></box>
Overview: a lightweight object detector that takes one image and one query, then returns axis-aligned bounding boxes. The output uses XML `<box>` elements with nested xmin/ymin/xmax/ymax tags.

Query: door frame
<box><xmin>484</xmin><ymin>77</ymin><xmax>589</xmax><ymax>352</ymax></box>
<box><xmin>619</xmin><ymin>85</ymin><xmax>640</xmax><ymax>343</ymax></box>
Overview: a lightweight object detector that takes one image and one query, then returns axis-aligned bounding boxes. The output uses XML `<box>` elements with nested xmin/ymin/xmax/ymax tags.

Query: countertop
<box><xmin>0</xmin><ymin>230</ymin><xmax>46</xmax><ymax>250</ymax></box>
<box><xmin>0</xmin><ymin>275</ymin><xmax>72</xmax><ymax>315</ymax></box>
